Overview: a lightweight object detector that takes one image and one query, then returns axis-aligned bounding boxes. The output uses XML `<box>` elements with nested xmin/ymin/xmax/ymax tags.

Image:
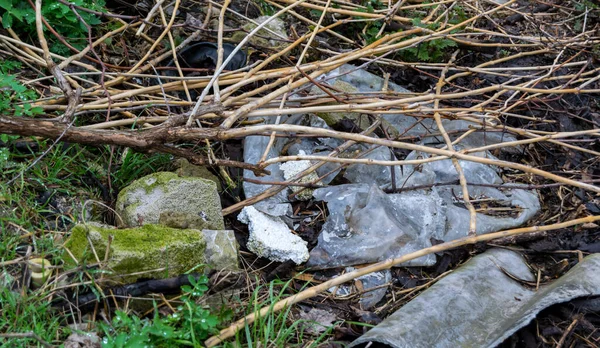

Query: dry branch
<box><xmin>0</xmin><ymin>115</ymin><xmax>266</xmax><ymax>175</ymax></box>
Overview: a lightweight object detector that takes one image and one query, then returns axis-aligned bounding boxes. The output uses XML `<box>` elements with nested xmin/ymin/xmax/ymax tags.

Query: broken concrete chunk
<box><xmin>350</xmin><ymin>249</ymin><xmax>600</xmax><ymax>348</ymax></box>
<box><xmin>65</xmin><ymin>224</ymin><xmax>208</xmax><ymax>283</ymax></box>
<box><xmin>115</xmin><ymin>172</ymin><xmax>224</xmax><ymax>230</ymax></box>
<box><xmin>280</xmin><ymin>151</ymin><xmax>320</xmax><ymax>201</ymax></box>
<box><xmin>238</xmin><ymin>206</ymin><xmax>309</xmax><ymax>264</ymax></box>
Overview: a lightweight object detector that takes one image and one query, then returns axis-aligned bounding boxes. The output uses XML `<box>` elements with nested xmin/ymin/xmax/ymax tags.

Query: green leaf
<box><xmin>2</xmin><ymin>11</ymin><xmax>13</xmax><ymax>28</ymax></box>
<box><xmin>0</xmin><ymin>0</ymin><xmax>12</xmax><ymax>10</ymax></box>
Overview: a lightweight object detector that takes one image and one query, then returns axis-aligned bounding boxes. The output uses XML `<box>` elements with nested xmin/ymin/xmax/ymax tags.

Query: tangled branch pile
<box><xmin>1</xmin><ymin>1</ymin><xmax>599</xmax><ymax>212</ymax></box>
<box><xmin>1</xmin><ymin>0</ymin><xmax>600</xmax><ymax>345</ymax></box>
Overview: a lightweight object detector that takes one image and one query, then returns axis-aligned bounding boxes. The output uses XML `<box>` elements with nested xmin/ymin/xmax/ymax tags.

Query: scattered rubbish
<box><xmin>350</xmin><ymin>249</ymin><xmax>600</xmax><ymax>348</ymax></box>
<box><xmin>438</xmin><ymin>183</ymin><xmax>540</xmax><ymax>240</ymax></box>
<box><xmin>242</xmin><ymin>114</ymin><xmax>304</xmax><ymax>216</ymax></box>
<box><xmin>298</xmin><ymin>307</ymin><xmax>338</xmax><ymax>335</ymax></box>
<box><xmin>28</xmin><ymin>258</ymin><xmax>52</xmax><ymax>288</ymax></box>
<box><xmin>238</xmin><ymin>206</ymin><xmax>309</xmax><ymax>264</ymax></box>
<box><xmin>311</xmin><ymin>64</ymin><xmax>426</xmax><ymax>137</ymax></box>
<box><xmin>241</xmin><ymin>65</ymin><xmax>539</xmax><ymax>270</ymax></box>
<box><xmin>307</xmin><ymin>180</ymin><xmax>539</xmax><ymax>269</ymax></box>
<box><xmin>307</xmin><ymin>185</ymin><xmax>441</xmax><ymax>268</ymax></box>
<box><xmin>115</xmin><ymin>172</ymin><xmax>224</xmax><ymax>230</ymax></box>
<box><xmin>326</xmin><ymin>268</ymin><xmax>391</xmax><ymax>310</ymax></box>
<box><xmin>312</xmin><ymin>64</ymin><xmax>518</xmax><ymax>150</ymax></box>
<box><xmin>355</xmin><ymin>269</ymin><xmax>391</xmax><ymax>309</ymax></box>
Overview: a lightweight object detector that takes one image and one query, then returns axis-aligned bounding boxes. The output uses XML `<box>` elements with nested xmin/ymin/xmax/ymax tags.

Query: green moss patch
<box><xmin>65</xmin><ymin>224</ymin><xmax>207</xmax><ymax>283</ymax></box>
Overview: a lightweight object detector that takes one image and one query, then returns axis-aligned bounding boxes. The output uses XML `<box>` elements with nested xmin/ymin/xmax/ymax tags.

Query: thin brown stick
<box><xmin>35</xmin><ymin>0</ymin><xmax>80</xmax><ymax>123</ymax></box>
<box><xmin>0</xmin><ymin>333</ymin><xmax>53</xmax><ymax>348</ymax></box>
<box><xmin>432</xmin><ymin>50</ymin><xmax>477</xmax><ymax>235</ymax></box>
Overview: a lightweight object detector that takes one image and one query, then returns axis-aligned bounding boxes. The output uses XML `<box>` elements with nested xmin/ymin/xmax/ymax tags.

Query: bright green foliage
<box><xmin>397</xmin><ymin>18</ymin><xmax>458</xmax><ymax>62</ymax></box>
<box><xmin>256</xmin><ymin>0</ymin><xmax>275</xmax><ymax>16</ymax></box>
<box><xmin>363</xmin><ymin>21</ymin><xmax>383</xmax><ymax>44</ymax></box>
<box><xmin>0</xmin><ymin>74</ymin><xmax>42</xmax><ymax>116</ymax></box>
<box><xmin>100</xmin><ymin>275</ymin><xmax>230</xmax><ymax>347</ymax></box>
<box><xmin>448</xmin><ymin>5</ymin><xmax>468</xmax><ymax>25</ymax></box>
<box><xmin>403</xmin><ymin>37</ymin><xmax>457</xmax><ymax>62</ymax></box>
<box><xmin>574</xmin><ymin>0</ymin><xmax>599</xmax><ymax>11</ymax></box>
<box><xmin>0</xmin><ymin>0</ymin><xmax>106</xmax><ymax>55</ymax></box>
<box><xmin>0</xmin><ymin>60</ymin><xmax>42</xmax><ymax>117</ymax></box>
<box><xmin>357</xmin><ymin>0</ymin><xmax>385</xmax><ymax>44</ymax></box>
<box><xmin>574</xmin><ymin>0</ymin><xmax>598</xmax><ymax>31</ymax></box>
<box><xmin>0</xmin><ymin>60</ymin><xmax>43</xmax><ymax>168</ymax></box>
<box><xmin>111</xmin><ymin>149</ymin><xmax>172</xmax><ymax>190</ymax></box>
<box><xmin>359</xmin><ymin>0</ymin><xmax>386</xmax><ymax>13</ymax></box>
<box><xmin>234</xmin><ymin>278</ymin><xmax>338</xmax><ymax>347</ymax></box>
<box><xmin>0</xmin><ymin>287</ymin><xmax>65</xmax><ymax>347</ymax></box>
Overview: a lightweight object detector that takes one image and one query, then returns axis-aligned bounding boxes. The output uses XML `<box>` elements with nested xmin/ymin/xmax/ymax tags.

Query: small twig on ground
<box><xmin>0</xmin><ymin>333</ymin><xmax>53</xmax><ymax>348</ymax></box>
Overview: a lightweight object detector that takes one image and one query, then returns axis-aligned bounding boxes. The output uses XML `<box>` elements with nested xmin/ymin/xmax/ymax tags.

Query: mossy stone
<box><xmin>173</xmin><ymin>158</ymin><xmax>222</xmax><ymax>191</ymax></box>
<box><xmin>115</xmin><ymin>172</ymin><xmax>224</xmax><ymax>230</ymax></box>
<box><xmin>64</xmin><ymin>224</ymin><xmax>207</xmax><ymax>283</ymax></box>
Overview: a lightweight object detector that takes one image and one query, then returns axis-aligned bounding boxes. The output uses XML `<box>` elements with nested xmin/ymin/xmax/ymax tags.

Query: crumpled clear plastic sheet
<box><xmin>312</xmin><ymin>64</ymin><xmax>434</xmax><ymax>138</ymax></box>
<box><xmin>354</xmin><ymin>268</ymin><xmax>392</xmax><ymax>309</ymax></box>
<box><xmin>243</xmin><ymin>65</ymin><xmax>521</xmax><ymax>206</ymax></box>
<box><xmin>438</xmin><ymin>184</ymin><xmax>540</xmax><ymax>241</ymax></box>
<box><xmin>307</xmin><ymin>161</ymin><xmax>539</xmax><ymax>269</ymax></box>
<box><xmin>431</xmin><ymin>119</ymin><xmax>520</xmax><ymax>153</ymax></box>
<box><xmin>306</xmin><ymin>184</ymin><xmax>443</xmax><ymax>268</ymax></box>
<box><xmin>350</xmin><ymin>249</ymin><xmax>600</xmax><ymax>348</ymax></box>
<box><xmin>284</xmin><ymin>115</ymin><xmax>403</xmax><ymax>190</ymax></box>
<box><xmin>313</xmin><ymin>64</ymin><xmax>518</xmax><ymax>148</ymax></box>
